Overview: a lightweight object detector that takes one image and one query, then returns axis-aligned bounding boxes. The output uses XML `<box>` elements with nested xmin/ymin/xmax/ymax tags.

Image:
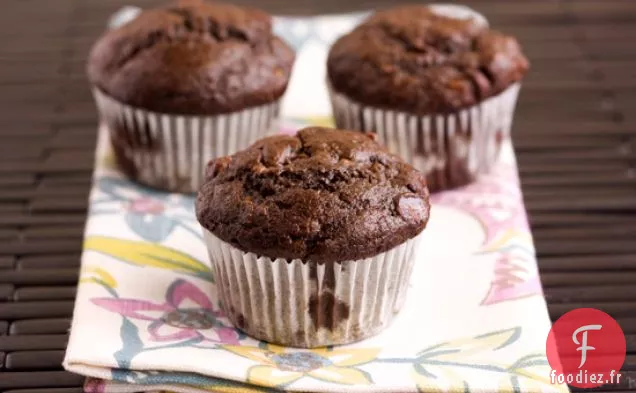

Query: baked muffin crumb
<box><xmin>196</xmin><ymin>127</ymin><xmax>430</xmax><ymax>263</ymax></box>
<box><xmin>327</xmin><ymin>5</ymin><xmax>529</xmax><ymax>114</ymax></box>
<box><xmin>88</xmin><ymin>0</ymin><xmax>294</xmax><ymax>114</ymax></box>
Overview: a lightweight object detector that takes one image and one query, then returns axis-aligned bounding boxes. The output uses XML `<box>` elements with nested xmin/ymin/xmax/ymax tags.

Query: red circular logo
<box><xmin>547</xmin><ymin>308</ymin><xmax>626</xmax><ymax>388</ymax></box>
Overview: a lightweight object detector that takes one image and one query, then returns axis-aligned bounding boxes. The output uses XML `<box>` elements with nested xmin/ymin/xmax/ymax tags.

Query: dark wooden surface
<box><xmin>1</xmin><ymin>0</ymin><xmax>635</xmax><ymax>391</ymax></box>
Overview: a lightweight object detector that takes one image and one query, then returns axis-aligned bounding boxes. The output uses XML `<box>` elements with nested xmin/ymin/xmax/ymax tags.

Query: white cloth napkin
<box><xmin>64</xmin><ymin>11</ymin><xmax>568</xmax><ymax>393</ymax></box>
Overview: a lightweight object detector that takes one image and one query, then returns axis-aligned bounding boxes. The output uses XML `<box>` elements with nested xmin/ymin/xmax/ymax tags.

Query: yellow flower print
<box><xmin>161</xmin><ymin>384</ymin><xmax>271</xmax><ymax>393</ymax></box>
<box><xmin>411</xmin><ymin>367</ymin><xmax>466</xmax><ymax>393</ymax></box>
<box><xmin>100</xmin><ymin>149</ymin><xmax>118</xmax><ymax>171</ymax></box>
<box><xmin>411</xmin><ymin>328</ymin><xmax>520</xmax><ymax>393</ymax></box>
<box><xmin>84</xmin><ymin>236</ymin><xmax>213</xmax><ymax>281</ymax></box>
<box><xmin>201</xmin><ymin>384</ymin><xmax>272</xmax><ymax>393</ymax></box>
<box><xmin>420</xmin><ymin>327</ymin><xmax>520</xmax><ymax>362</ymax></box>
<box><xmin>482</xmin><ymin>229</ymin><xmax>533</xmax><ymax>253</ymax></box>
<box><xmin>80</xmin><ymin>265</ymin><xmax>117</xmax><ymax>289</ymax></box>
<box><xmin>224</xmin><ymin>344</ymin><xmax>379</xmax><ymax>388</ymax></box>
<box><xmin>410</xmin><ymin>329</ymin><xmax>567</xmax><ymax>393</ymax></box>
<box><xmin>500</xmin><ymin>354</ymin><xmax>570</xmax><ymax>393</ymax></box>
<box><xmin>301</xmin><ymin>116</ymin><xmax>335</xmax><ymax>128</ymax></box>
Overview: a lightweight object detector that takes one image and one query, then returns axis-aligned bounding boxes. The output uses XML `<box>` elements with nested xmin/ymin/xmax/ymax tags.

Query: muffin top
<box><xmin>88</xmin><ymin>0</ymin><xmax>295</xmax><ymax>115</ymax></box>
<box><xmin>327</xmin><ymin>5</ymin><xmax>529</xmax><ymax>115</ymax></box>
<box><xmin>196</xmin><ymin>127</ymin><xmax>430</xmax><ymax>264</ymax></box>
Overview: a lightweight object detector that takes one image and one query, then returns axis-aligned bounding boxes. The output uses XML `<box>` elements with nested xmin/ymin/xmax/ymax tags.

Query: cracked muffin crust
<box><xmin>327</xmin><ymin>5</ymin><xmax>529</xmax><ymax>114</ymax></box>
<box><xmin>88</xmin><ymin>0</ymin><xmax>295</xmax><ymax>115</ymax></box>
<box><xmin>196</xmin><ymin>127</ymin><xmax>431</xmax><ymax>264</ymax></box>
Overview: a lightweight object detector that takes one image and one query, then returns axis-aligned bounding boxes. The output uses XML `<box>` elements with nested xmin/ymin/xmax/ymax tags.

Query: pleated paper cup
<box><xmin>202</xmin><ymin>229</ymin><xmax>423</xmax><ymax>348</ymax></box>
<box><xmin>93</xmin><ymin>88</ymin><xmax>281</xmax><ymax>193</ymax></box>
<box><xmin>328</xmin><ymin>83</ymin><xmax>521</xmax><ymax>192</ymax></box>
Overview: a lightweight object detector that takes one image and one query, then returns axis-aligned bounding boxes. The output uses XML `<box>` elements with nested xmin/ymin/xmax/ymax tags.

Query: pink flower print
<box><xmin>481</xmin><ymin>251</ymin><xmax>543</xmax><ymax>305</ymax></box>
<box><xmin>280</xmin><ymin>126</ymin><xmax>298</xmax><ymax>136</ymax></box>
<box><xmin>92</xmin><ymin>279</ymin><xmax>241</xmax><ymax>346</ymax></box>
<box><xmin>84</xmin><ymin>378</ymin><xmax>106</xmax><ymax>393</ymax></box>
<box><xmin>431</xmin><ymin>166</ymin><xmax>530</xmax><ymax>246</ymax></box>
<box><xmin>127</xmin><ymin>197</ymin><xmax>165</xmax><ymax>215</ymax></box>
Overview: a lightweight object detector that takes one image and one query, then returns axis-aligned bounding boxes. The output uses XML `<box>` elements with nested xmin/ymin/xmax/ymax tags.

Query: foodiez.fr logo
<box><xmin>547</xmin><ymin>308</ymin><xmax>626</xmax><ymax>388</ymax></box>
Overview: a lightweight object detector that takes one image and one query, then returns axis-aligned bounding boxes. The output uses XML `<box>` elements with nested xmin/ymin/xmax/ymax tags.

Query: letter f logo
<box><xmin>573</xmin><ymin>324</ymin><xmax>602</xmax><ymax>368</ymax></box>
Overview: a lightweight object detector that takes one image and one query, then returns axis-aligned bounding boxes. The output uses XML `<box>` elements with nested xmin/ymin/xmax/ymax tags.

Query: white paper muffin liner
<box><xmin>328</xmin><ymin>83</ymin><xmax>521</xmax><ymax>191</ymax></box>
<box><xmin>93</xmin><ymin>88</ymin><xmax>281</xmax><ymax>193</ymax></box>
<box><xmin>202</xmin><ymin>229</ymin><xmax>423</xmax><ymax>348</ymax></box>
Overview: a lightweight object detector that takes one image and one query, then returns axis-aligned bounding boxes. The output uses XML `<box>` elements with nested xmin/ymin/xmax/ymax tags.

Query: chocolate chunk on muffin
<box><xmin>88</xmin><ymin>0</ymin><xmax>295</xmax><ymax>192</ymax></box>
<box><xmin>327</xmin><ymin>5</ymin><xmax>529</xmax><ymax>191</ymax></box>
<box><xmin>197</xmin><ymin>127</ymin><xmax>430</xmax><ymax>347</ymax></box>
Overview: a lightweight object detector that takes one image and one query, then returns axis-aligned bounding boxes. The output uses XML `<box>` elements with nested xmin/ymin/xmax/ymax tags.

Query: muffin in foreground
<box><xmin>327</xmin><ymin>5</ymin><xmax>529</xmax><ymax>191</ymax></box>
<box><xmin>196</xmin><ymin>127</ymin><xmax>430</xmax><ymax>347</ymax></box>
<box><xmin>88</xmin><ymin>0</ymin><xmax>295</xmax><ymax>193</ymax></box>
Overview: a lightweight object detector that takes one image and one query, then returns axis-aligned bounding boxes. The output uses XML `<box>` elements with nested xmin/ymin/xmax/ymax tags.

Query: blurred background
<box><xmin>1</xmin><ymin>0</ymin><xmax>635</xmax><ymax>391</ymax></box>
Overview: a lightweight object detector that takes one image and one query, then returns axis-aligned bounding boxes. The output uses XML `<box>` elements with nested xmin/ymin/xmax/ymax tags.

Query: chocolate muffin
<box><xmin>327</xmin><ymin>5</ymin><xmax>529</xmax><ymax>191</ymax></box>
<box><xmin>196</xmin><ymin>127</ymin><xmax>430</xmax><ymax>347</ymax></box>
<box><xmin>89</xmin><ymin>0</ymin><xmax>295</xmax><ymax>193</ymax></box>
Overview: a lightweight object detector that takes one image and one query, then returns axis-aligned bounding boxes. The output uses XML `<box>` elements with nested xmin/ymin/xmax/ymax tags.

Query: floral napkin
<box><xmin>63</xmin><ymin>11</ymin><xmax>568</xmax><ymax>393</ymax></box>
